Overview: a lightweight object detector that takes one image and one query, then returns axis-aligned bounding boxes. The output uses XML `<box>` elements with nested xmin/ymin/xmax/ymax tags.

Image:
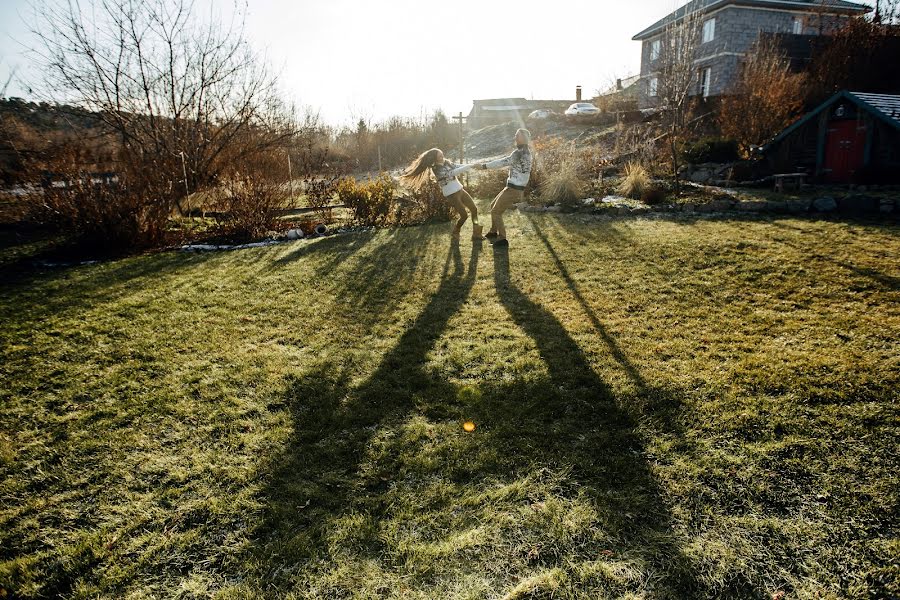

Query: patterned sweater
<box><xmin>431</xmin><ymin>161</ymin><xmax>476</xmax><ymax>197</ymax></box>
<box><xmin>484</xmin><ymin>145</ymin><xmax>533</xmax><ymax>189</ymax></box>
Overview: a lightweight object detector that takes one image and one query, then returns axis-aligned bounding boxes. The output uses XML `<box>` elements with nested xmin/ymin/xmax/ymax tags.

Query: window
<box><xmin>650</xmin><ymin>39</ymin><xmax>661</xmax><ymax>61</ymax></box>
<box><xmin>702</xmin><ymin>18</ymin><xmax>716</xmax><ymax>43</ymax></box>
<box><xmin>699</xmin><ymin>67</ymin><xmax>712</xmax><ymax>98</ymax></box>
<box><xmin>649</xmin><ymin>77</ymin><xmax>659</xmax><ymax>97</ymax></box>
<box><xmin>792</xmin><ymin>17</ymin><xmax>803</xmax><ymax>34</ymax></box>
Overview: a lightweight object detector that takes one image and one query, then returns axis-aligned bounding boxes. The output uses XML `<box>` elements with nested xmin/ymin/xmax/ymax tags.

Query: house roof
<box><xmin>599</xmin><ymin>75</ymin><xmax>641</xmax><ymax>96</ymax></box>
<box><xmin>632</xmin><ymin>0</ymin><xmax>870</xmax><ymax>40</ymax></box>
<box><xmin>472</xmin><ymin>98</ymin><xmax>529</xmax><ymax>107</ymax></box>
<box><xmin>763</xmin><ymin>90</ymin><xmax>900</xmax><ymax>152</ymax></box>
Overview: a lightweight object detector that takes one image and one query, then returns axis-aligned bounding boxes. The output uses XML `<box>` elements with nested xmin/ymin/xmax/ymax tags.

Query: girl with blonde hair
<box><xmin>478</xmin><ymin>128</ymin><xmax>533</xmax><ymax>247</ymax></box>
<box><xmin>399</xmin><ymin>148</ymin><xmax>482</xmax><ymax>240</ymax></box>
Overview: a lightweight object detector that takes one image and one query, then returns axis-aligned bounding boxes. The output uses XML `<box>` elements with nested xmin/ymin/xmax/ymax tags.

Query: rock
<box><xmin>689</xmin><ymin>170</ymin><xmax>712</xmax><ymax>183</ymax></box>
<box><xmin>581</xmin><ymin>197</ymin><xmax>596</xmax><ymax>206</ymax></box>
<box><xmin>545</xmin><ymin>205</ymin><xmax>562</xmax><ymax>213</ymax></box>
<box><xmin>708</xmin><ymin>199</ymin><xmax>734</xmax><ymax>211</ymax></box>
<box><xmin>813</xmin><ymin>196</ymin><xmax>837</xmax><ymax>212</ymax></box>
<box><xmin>286</xmin><ymin>228</ymin><xmax>304</xmax><ymax>240</ymax></box>
<box><xmin>737</xmin><ymin>201</ymin><xmax>766</xmax><ymax>211</ymax></box>
<box><xmin>786</xmin><ymin>199</ymin><xmax>810</xmax><ymax>213</ymax></box>
<box><xmin>880</xmin><ymin>198</ymin><xmax>895</xmax><ymax>214</ymax></box>
<box><xmin>683</xmin><ymin>203</ymin><xmax>696</xmax><ymax>213</ymax></box>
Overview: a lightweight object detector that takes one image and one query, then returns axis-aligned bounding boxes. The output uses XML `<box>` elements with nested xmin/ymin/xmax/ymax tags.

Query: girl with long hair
<box><xmin>399</xmin><ymin>148</ymin><xmax>482</xmax><ymax>240</ymax></box>
<box><xmin>478</xmin><ymin>128</ymin><xmax>532</xmax><ymax>248</ymax></box>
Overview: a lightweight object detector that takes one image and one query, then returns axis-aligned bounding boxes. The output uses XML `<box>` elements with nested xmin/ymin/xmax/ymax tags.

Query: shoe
<box><xmin>491</xmin><ymin>238</ymin><xmax>509</xmax><ymax>247</ymax></box>
<box><xmin>484</xmin><ymin>231</ymin><xmax>499</xmax><ymax>240</ymax></box>
<box><xmin>472</xmin><ymin>224</ymin><xmax>484</xmax><ymax>240</ymax></box>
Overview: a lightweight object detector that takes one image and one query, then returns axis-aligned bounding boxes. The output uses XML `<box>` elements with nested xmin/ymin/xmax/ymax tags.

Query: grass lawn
<box><xmin>1</xmin><ymin>208</ymin><xmax>898</xmax><ymax>599</ymax></box>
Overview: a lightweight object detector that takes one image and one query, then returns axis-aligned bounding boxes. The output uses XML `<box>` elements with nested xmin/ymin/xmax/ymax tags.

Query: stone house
<box><xmin>632</xmin><ymin>0</ymin><xmax>871</xmax><ymax>108</ymax></box>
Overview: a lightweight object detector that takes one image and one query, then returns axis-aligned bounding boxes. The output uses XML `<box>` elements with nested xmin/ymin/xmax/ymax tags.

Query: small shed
<box><xmin>763</xmin><ymin>90</ymin><xmax>900</xmax><ymax>183</ymax></box>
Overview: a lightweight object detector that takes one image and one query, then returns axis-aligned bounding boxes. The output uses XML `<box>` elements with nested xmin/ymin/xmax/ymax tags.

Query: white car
<box><xmin>565</xmin><ymin>103</ymin><xmax>600</xmax><ymax>116</ymax></box>
<box><xmin>527</xmin><ymin>109</ymin><xmax>554</xmax><ymax>120</ymax></box>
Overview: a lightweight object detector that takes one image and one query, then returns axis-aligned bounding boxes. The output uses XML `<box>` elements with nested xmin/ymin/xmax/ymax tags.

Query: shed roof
<box><xmin>852</xmin><ymin>93</ymin><xmax>900</xmax><ymax>126</ymax></box>
<box><xmin>632</xmin><ymin>0</ymin><xmax>870</xmax><ymax>40</ymax></box>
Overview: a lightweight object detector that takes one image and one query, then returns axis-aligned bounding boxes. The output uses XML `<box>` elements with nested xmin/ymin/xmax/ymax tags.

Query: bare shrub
<box><xmin>336</xmin><ymin>175</ymin><xmax>395</xmax><ymax>227</ymax></box>
<box><xmin>641</xmin><ymin>186</ymin><xmax>667</xmax><ymax>205</ymax></box>
<box><xmin>531</xmin><ymin>140</ymin><xmax>589</xmax><ymax>206</ymax></box>
<box><xmin>399</xmin><ymin>179</ymin><xmax>451</xmax><ymax>225</ymax></box>
<box><xmin>718</xmin><ymin>39</ymin><xmax>807</xmax><ymax>154</ymax></box>
<box><xmin>470</xmin><ymin>169</ymin><xmax>509</xmax><ymax>199</ymax></box>
<box><xmin>303</xmin><ymin>176</ymin><xmax>340</xmax><ymax>224</ymax></box>
<box><xmin>24</xmin><ymin>147</ymin><xmax>176</xmax><ymax>251</ymax></box>
<box><xmin>806</xmin><ymin>18</ymin><xmax>900</xmax><ymax>103</ymax></box>
<box><xmin>540</xmin><ymin>155</ymin><xmax>585</xmax><ymax>206</ymax></box>
<box><xmin>618</xmin><ymin>163</ymin><xmax>651</xmax><ymax>200</ymax></box>
<box><xmin>214</xmin><ymin>164</ymin><xmax>288</xmax><ymax>241</ymax></box>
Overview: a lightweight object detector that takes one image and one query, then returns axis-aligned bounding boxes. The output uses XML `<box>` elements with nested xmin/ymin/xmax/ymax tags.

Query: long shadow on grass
<box><xmin>270</xmin><ymin>228</ymin><xmax>375</xmax><ymax>273</ymax></box>
<box><xmin>248</xmin><ymin>234</ymin><xmax>709</xmax><ymax>596</ymax></box>
<box><xmin>252</xmin><ymin>240</ymin><xmax>482</xmax><ymax>582</ymax></box>
<box><xmin>486</xmin><ymin>244</ymin><xmax>705</xmax><ymax>596</ymax></box>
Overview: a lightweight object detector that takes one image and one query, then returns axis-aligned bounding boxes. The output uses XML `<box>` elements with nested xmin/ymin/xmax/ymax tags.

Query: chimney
<box><xmin>616</xmin><ymin>78</ymin><xmax>623</xmax><ymax>91</ymax></box>
<box><xmin>576</xmin><ymin>85</ymin><xmax>582</xmax><ymax>102</ymax></box>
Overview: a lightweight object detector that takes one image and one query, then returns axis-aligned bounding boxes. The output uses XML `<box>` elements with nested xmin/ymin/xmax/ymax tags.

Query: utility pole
<box><xmin>287</xmin><ymin>152</ymin><xmax>294</xmax><ymax>203</ymax></box>
<box><xmin>452</xmin><ymin>112</ymin><xmax>466</xmax><ymax>163</ymax></box>
<box><xmin>452</xmin><ymin>111</ymin><xmax>468</xmax><ymax>185</ymax></box>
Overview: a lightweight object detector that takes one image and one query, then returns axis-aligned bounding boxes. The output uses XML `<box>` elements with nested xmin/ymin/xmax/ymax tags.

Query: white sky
<box><xmin>0</xmin><ymin>0</ymin><xmax>683</xmax><ymax>126</ymax></box>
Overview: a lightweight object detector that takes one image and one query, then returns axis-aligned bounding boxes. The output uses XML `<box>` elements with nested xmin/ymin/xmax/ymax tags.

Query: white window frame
<box><xmin>699</xmin><ymin>67</ymin><xmax>712</xmax><ymax>98</ymax></box>
<box><xmin>648</xmin><ymin>77</ymin><xmax>659</xmax><ymax>98</ymax></box>
<box><xmin>702</xmin><ymin>18</ymin><xmax>716</xmax><ymax>43</ymax></box>
<box><xmin>792</xmin><ymin>17</ymin><xmax>803</xmax><ymax>34</ymax></box>
<box><xmin>650</xmin><ymin>39</ymin><xmax>661</xmax><ymax>61</ymax></box>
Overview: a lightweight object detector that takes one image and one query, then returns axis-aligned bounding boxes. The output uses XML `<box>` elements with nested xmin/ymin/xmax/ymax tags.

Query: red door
<box><xmin>824</xmin><ymin>120</ymin><xmax>867</xmax><ymax>182</ymax></box>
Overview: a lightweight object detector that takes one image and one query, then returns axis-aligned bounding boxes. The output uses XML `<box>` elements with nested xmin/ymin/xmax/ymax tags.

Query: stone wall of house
<box><xmin>637</xmin><ymin>6</ymin><xmax>851</xmax><ymax>108</ymax></box>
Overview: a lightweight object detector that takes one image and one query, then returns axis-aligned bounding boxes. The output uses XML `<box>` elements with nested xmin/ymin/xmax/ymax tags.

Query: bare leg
<box><xmin>490</xmin><ymin>187</ymin><xmax>521</xmax><ymax>240</ymax></box>
<box><xmin>447</xmin><ymin>193</ymin><xmax>467</xmax><ymax>238</ymax></box>
<box><xmin>459</xmin><ymin>189</ymin><xmax>479</xmax><ymax>225</ymax></box>
<box><xmin>487</xmin><ymin>188</ymin><xmax>504</xmax><ymax>235</ymax></box>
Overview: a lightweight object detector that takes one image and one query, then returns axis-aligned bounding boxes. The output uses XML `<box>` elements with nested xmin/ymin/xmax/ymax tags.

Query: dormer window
<box><xmin>702</xmin><ymin>18</ymin><xmax>716</xmax><ymax>43</ymax></box>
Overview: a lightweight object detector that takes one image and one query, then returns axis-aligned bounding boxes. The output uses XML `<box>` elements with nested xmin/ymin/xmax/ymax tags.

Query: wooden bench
<box><xmin>773</xmin><ymin>172</ymin><xmax>806</xmax><ymax>193</ymax></box>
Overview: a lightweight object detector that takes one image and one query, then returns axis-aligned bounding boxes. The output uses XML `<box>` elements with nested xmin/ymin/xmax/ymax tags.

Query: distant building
<box><xmin>632</xmin><ymin>0</ymin><xmax>871</xmax><ymax>108</ymax></box>
<box><xmin>596</xmin><ymin>75</ymin><xmax>641</xmax><ymax>111</ymax></box>
<box><xmin>763</xmin><ymin>90</ymin><xmax>900</xmax><ymax>183</ymax></box>
<box><xmin>468</xmin><ymin>88</ymin><xmax>585</xmax><ymax>128</ymax></box>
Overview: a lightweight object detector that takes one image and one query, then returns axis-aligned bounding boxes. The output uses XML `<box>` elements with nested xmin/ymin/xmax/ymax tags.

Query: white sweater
<box><xmin>432</xmin><ymin>161</ymin><xmax>476</xmax><ymax>196</ymax></box>
<box><xmin>484</xmin><ymin>145</ymin><xmax>533</xmax><ymax>189</ymax></box>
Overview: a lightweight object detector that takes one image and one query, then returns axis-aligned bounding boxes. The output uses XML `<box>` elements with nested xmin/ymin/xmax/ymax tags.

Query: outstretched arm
<box><xmin>483</xmin><ymin>151</ymin><xmax>516</xmax><ymax>169</ymax></box>
<box><xmin>448</xmin><ymin>163</ymin><xmax>477</xmax><ymax>177</ymax></box>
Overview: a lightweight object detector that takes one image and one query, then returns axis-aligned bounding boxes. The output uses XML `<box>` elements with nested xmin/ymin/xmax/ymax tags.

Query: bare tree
<box><xmin>874</xmin><ymin>0</ymin><xmax>900</xmax><ymax>23</ymax></box>
<box><xmin>31</xmin><ymin>0</ymin><xmax>294</xmax><ymax>202</ymax></box>
<box><xmin>654</xmin><ymin>3</ymin><xmax>704</xmax><ymax>189</ymax></box>
<box><xmin>717</xmin><ymin>38</ymin><xmax>807</xmax><ymax>154</ymax></box>
<box><xmin>1</xmin><ymin>65</ymin><xmax>17</xmax><ymax>98</ymax></box>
